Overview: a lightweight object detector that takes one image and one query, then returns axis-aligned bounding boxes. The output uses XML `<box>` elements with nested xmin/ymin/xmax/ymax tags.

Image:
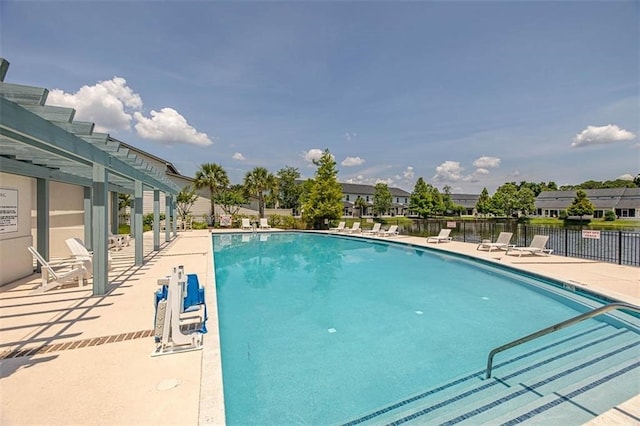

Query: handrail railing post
<box><xmin>485</xmin><ymin>302</ymin><xmax>640</xmax><ymax>379</ymax></box>
<box><xmin>618</xmin><ymin>230</ymin><xmax>622</xmax><ymax>265</ymax></box>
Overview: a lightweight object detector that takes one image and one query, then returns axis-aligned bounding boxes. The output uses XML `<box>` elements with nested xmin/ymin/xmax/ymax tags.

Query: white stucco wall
<box><xmin>0</xmin><ymin>173</ymin><xmax>34</xmax><ymax>285</ymax></box>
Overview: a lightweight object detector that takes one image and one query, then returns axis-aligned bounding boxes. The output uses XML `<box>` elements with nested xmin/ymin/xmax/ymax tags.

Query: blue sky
<box><xmin>2</xmin><ymin>1</ymin><xmax>638</xmax><ymax>193</ymax></box>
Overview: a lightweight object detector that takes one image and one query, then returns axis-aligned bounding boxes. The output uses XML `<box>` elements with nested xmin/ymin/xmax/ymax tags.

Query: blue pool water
<box><xmin>213</xmin><ymin>232</ymin><xmax>619</xmax><ymax>425</ymax></box>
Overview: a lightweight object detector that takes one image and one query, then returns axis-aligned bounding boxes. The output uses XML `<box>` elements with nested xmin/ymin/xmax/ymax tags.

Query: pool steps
<box><xmin>344</xmin><ymin>322</ymin><xmax>639</xmax><ymax>425</ymax></box>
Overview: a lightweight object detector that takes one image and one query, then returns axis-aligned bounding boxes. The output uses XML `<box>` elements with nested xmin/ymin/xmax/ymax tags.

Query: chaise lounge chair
<box><xmin>108</xmin><ymin>232</ymin><xmax>131</xmax><ymax>251</ymax></box>
<box><xmin>426</xmin><ymin>228</ymin><xmax>452</xmax><ymax>243</ymax></box>
<box><xmin>259</xmin><ymin>218</ymin><xmax>271</xmax><ymax>230</ymax></box>
<box><xmin>65</xmin><ymin>237</ymin><xmax>113</xmax><ymax>271</ymax></box>
<box><xmin>27</xmin><ymin>246</ymin><xmax>88</xmax><ymax>292</ymax></box>
<box><xmin>329</xmin><ymin>221</ymin><xmax>346</xmax><ymax>232</ymax></box>
<box><xmin>378</xmin><ymin>224</ymin><xmax>399</xmax><ymax>237</ymax></box>
<box><xmin>476</xmin><ymin>232</ymin><xmax>514</xmax><ymax>252</ymax></box>
<box><xmin>241</xmin><ymin>218</ymin><xmax>252</xmax><ymax>230</ymax></box>
<box><xmin>362</xmin><ymin>223</ymin><xmax>382</xmax><ymax>235</ymax></box>
<box><xmin>506</xmin><ymin>235</ymin><xmax>553</xmax><ymax>257</ymax></box>
<box><xmin>344</xmin><ymin>222</ymin><xmax>361</xmax><ymax>233</ymax></box>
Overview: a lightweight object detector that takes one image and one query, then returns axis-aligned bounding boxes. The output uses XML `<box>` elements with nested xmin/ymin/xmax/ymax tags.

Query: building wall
<box><xmin>0</xmin><ymin>173</ymin><xmax>34</xmax><ymax>285</ymax></box>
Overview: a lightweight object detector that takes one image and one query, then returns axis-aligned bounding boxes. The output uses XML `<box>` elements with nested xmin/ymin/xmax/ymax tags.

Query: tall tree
<box><xmin>515</xmin><ymin>187</ymin><xmax>536</xmax><ymax>216</ymax></box>
<box><xmin>175</xmin><ymin>185</ymin><xmax>198</xmax><ymax>222</ymax></box>
<box><xmin>475</xmin><ymin>187</ymin><xmax>492</xmax><ymax>217</ymax></box>
<box><xmin>243</xmin><ymin>166</ymin><xmax>277</xmax><ymax>218</ymax></box>
<box><xmin>194</xmin><ymin>163</ymin><xmax>229</xmax><ymax>224</ymax></box>
<box><xmin>373</xmin><ymin>183</ymin><xmax>393</xmax><ymax>216</ymax></box>
<box><xmin>409</xmin><ymin>178</ymin><xmax>433</xmax><ymax>218</ymax></box>
<box><xmin>301</xmin><ymin>149</ymin><xmax>343</xmax><ymax>229</ymax></box>
<box><xmin>214</xmin><ymin>185</ymin><xmax>248</xmax><ymax>216</ymax></box>
<box><xmin>491</xmin><ymin>182</ymin><xmax>519</xmax><ymax>216</ymax></box>
<box><xmin>276</xmin><ymin>166</ymin><xmax>302</xmax><ymax>209</ymax></box>
<box><xmin>566</xmin><ymin>189</ymin><xmax>595</xmax><ymax>220</ymax></box>
<box><xmin>354</xmin><ymin>196</ymin><xmax>367</xmax><ymax>218</ymax></box>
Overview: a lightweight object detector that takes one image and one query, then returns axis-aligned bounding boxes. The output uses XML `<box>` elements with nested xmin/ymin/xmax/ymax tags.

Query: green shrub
<box><xmin>558</xmin><ymin>210</ymin><xmax>568</xmax><ymax>220</ymax></box>
<box><xmin>604</xmin><ymin>210</ymin><xmax>616</xmax><ymax>221</ymax></box>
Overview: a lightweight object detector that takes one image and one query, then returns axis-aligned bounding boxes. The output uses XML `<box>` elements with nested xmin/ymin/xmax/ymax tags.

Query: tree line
<box><xmin>175</xmin><ymin>149</ymin><xmax>638</xmax><ymax>228</ymax></box>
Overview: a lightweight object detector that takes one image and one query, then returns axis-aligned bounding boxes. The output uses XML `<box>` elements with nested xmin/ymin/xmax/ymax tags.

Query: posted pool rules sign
<box><xmin>0</xmin><ymin>188</ymin><xmax>18</xmax><ymax>233</ymax></box>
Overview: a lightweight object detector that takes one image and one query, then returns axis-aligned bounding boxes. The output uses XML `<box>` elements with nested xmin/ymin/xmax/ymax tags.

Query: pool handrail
<box><xmin>485</xmin><ymin>301</ymin><xmax>640</xmax><ymax>379</ymax></box>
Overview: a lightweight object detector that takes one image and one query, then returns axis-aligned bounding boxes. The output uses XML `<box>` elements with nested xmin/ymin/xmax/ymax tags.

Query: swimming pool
<box><xmin>213</xmin><ymin>232</ymin><xmax>638</xmax><ymax>425</ymax></box>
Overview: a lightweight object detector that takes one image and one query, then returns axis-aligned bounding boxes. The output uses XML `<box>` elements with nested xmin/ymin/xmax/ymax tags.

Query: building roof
<box><xmin>535</xmin><ymin>188</ymin><xmax>640</xmax><ymax>210</ymax></box>
<box><xmin>340</xmin><ymin>182</ymin><xmax>411</xmax><ymax>197</ymax></box>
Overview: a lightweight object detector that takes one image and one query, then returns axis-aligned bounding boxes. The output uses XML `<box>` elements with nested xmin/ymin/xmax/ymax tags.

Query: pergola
<box><xmin>0</xmin><ymin>58</ymin><xmax>180</xmax><ymax>295</ymax></box>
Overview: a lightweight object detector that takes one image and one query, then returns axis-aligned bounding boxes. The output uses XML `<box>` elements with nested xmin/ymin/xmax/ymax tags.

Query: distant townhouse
<box><xmin>534</xmin><ymin>188</ymin><xmax>640</xmax><ymax>219</ymax></box>
<box><xmin>339</xmin><ymin>183</ymin><xmax>412</xmax><ymax>217</ymax></box>
<box><xmin>449</xmin><ymin>194</ymin><xmax>480</xmax><ymax>216</ymax></box>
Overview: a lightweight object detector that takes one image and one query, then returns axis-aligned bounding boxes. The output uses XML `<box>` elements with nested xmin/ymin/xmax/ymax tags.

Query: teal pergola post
<box><xmin>36</xmin><ymin>178</ymin><xmax>49</xmax><ymax>272</ymax></box>
<box><xmin>153</xmin><ymin>189</ymin><xmax>160</xmax><ymax>251</ymax></box>
<box><xmin>165</xmin><ymin>194</ymin><xmax>171</xmax><ymax>242</ymax></box>
<box><xmin>111</xmin><ymin>191</ymin><xmax>119</xmax><ymax>235</ymax></box>
<box><xmin>83</xmin><ymin>187</ymin><xmax>92</xmax><ymax>250</ymax></box>
<box><xmin>91</xmin><ymin>163</ymin><xmax>109</xmax><ymax>295</ymax></box>
<box><xmin>134</xmin><ymin>180</ymin><xmax>144</xmax><ymax>266</ymax></box>
<box><xmin>172</xmin><ymin>197</ymin><xmax>178</xmax><ymax>237</ymax></box>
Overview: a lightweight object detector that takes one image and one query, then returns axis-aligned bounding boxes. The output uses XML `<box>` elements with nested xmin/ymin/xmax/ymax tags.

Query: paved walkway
<box><xmin>0</xmin><ymin>229</ymin><xmax>637</xmax><ymax>425</ymax></box>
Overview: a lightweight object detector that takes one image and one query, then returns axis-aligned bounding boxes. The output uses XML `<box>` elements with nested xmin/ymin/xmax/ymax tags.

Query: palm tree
<box><xmin>194</xmin><ymin>163</ymin><xmax>229</xmax><ymax>225</ymax></box>
<box><xmin>243</xmin><ymin>167</ymin><xmax>276</xmax><ymax>218</ymax></box>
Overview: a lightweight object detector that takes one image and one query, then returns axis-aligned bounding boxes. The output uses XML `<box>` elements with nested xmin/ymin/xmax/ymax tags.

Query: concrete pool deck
<box><xmin>0</xmin><ymin>229</ymin><xmax>637</xmax><ymax>425</ymax></box>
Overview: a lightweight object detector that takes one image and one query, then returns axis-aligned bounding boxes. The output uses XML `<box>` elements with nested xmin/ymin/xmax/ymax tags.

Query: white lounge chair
<box><xmin>108</xmin><ymin>232</ymin><xmax>130</xmax><ymax>251</ymax></box>
<box><xmin>344</xmin><ymin>222</ymin><xmax>361</xmax><ymax>233</ymax></box>
<box><xmin>259</xmin><ymin>218</ymin><xmax>271</xmax><ymax>230</ymax></box>
<box><xmin>241</xmin><ymin>218</ymin><xmax>252</xmax><ymax>230</ymax></box>
<box><xmin>477</xmin><ymin>232</ymin><xmax>514</xmax><ymax>252</ymax></box>
<box><xmin>378</xmin><ymin>224</ymin><xmax>399</xmax><ymax>237</ymax></box>
<box><xmin>329</xmin><ymin>221</ymin><xmax>346</xmax><ymax>232</ymax></box>
<box><xmin>506</xmin><ymin>235</ymin><xmax>553</xmax><ymax>257</ymax></box>
<box><xmin>27</xmin><ymin>246</ymin><xmax>88</xmax><ymax>292</ymax></box>
<box><xmin>426</xmin><ymin>228</ymin><xmax>452</xmax><ymax>243</ymax></box>
<box><xmin>362</xmin><ymin>223</ymin><xmax>382</xmax><ymax>235</ymax></box>
<box><xmin>65</xmin><ymin>238</ymin><xmax>113</xmax><ymax>271</ymax></box>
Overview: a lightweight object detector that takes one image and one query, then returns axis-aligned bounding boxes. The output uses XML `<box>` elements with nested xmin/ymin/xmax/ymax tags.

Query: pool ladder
<box><xmin>485</xmin><ymin>302</ymin><xmax>640</xmax><ymax>379</ymax></box>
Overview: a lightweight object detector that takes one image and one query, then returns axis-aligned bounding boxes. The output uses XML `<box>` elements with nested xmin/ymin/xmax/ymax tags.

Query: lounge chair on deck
<box><xmin>108</xmin><ymin>232</ymin><xmax>130</xmax><ymax>251</ymax></box>
<box><xmin>259</xmin><ymin>218</ymin><xmax>271</xmax><ymax>230</ymax></box>
<box><xmin>329</xmin><ymin>221</ymin><xmax>346</xmax><ymax>232</ymax></box>
<box><xmin>27</xmin><ymin>246</ymin><xmax>88</xmax><ymax>292</ymax></box>
<box><xmin>65</xmin><ymin>238</ymin><xmax>113</xmax><ymax>271</ymax></box>
<box><xmin>362</xmin><ymin>223</ymin><xmax>382</xmax><ymax>235</ymax></box>
<box><xmin>477</xmin><ymin>232</ymin><xmax>513</xmax><ymax>252</ymax></box>
<box><xmin>378</xmin><ymin>224</ymin><xmax>399</xmax><ymax>237</ymax></box>
<box><xmin>506</xmin><ymin>235</ymin><xmax>553</xmax><ymax>257</ymax></box>
<box><xmin>426</xmin><ymin>228</ymin><xmax>452</xmax><ymax>243</ymax></box>
<box><xmin>344</xmin><ymin>222</ymin><xmax>361</xmax><ymax>233</ymax></box>
<box><xmin>241</xmin><ymin>218</ymin><xmax>252</xmax><ymax>230</ymax></box>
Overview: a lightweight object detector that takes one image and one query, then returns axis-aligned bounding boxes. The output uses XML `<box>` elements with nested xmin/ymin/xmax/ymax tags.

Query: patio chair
<box><xmin>362</xmin><ymin>222</ymin><xmax>382</xmax><ymax>235</ymax></box>
<box><xmin>476</xmin><ymin>232</ymin><xmax>514</xmax><ymax>252</ymax></box>
<box><xmin>426</xmin><ymin>228</ymin><xmax>452</xmax><ymax>243</ymax></box>
<box><xmin>378</xmin><ymin>224</ymin><xmax>399</xmax><ymax>237</ymax></box>
<box><xmin>65</xmin><ymin>238</ymin><xmax>113</xmax><ymax>271</ymax></box>
<box><xmin>329</xmin><ymin>221</ymin><xmax>346</xmax><ymax>232</ymax></box>
<box><xmin>108</xmin><ymin>232</ymin><xmax>130</xmax><ymax>251</ymax></box>
<box><xmin>506</xmin><ymin>235</ymin><xmax>553</xmax><ymax>257</ymax></box>
<box><xmin>259</xmin><ymin>218</ymin><xmax>271</xmax><ymax>230</ymax></box>
<box><xmin>241</xmin><ymin>218</ymin><xmax>252</xmax><ymax>230</ymax></box>
<box><xmin>344</xmin><ymin>222</ymin><xmax>361</xmax><ymax>233</ymax></box>
<box><xmin>27</xmin><ymin>246</ymin><xmax>88</xmax><ymax>292</ymax></box>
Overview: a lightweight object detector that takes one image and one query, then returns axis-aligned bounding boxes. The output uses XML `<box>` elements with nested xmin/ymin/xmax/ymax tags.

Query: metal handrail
<box><xmin>485</xmin><ymin>302</ymin><xmax>640</xmax><ymax>379</ymax></box>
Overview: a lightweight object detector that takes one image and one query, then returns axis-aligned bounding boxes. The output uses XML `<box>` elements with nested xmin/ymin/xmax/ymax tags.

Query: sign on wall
<box><xmin>0</xmin><ymin>188</ymin><xmax>18</xmax><ymax>234</ymax></box>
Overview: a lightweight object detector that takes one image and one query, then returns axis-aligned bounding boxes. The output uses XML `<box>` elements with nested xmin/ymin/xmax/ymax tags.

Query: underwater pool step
<box><xmin>490</xmin><ymin>357</ymin><xmax>640</xmax><ymax>426</ymax></box>
<box><xmin>342</xmin><ymin>324</ymin><xmax>638</xmax><ymax>425</ymax></box>
<box><xmin>416</xmin><ymin>335</ymin><xmax>639</xmax><ymax>425</ymax></box>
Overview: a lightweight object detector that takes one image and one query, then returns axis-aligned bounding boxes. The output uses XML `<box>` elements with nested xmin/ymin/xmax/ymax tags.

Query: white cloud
<box><xmin>617</xmin><ymin>173</ymin><xmax>634</xmax><ymax>181</ymax></box>
<box><xmin>475</xmin><ymin>168</ymin><xmax>490</xmax><ymax>175</ymax></box>
<box><xmin>433</xmin><ymin>161</ymin><xmax>465</xmax><ymax>182</ymax></box>
<box><xmin>403</xmin><ymin>166</ymin><xmax>414</xmax><ymax>180</ymax></box>
<box><xmin>343</xmin><ymin>132</ymin><xmax>357</xmax><ymax>141</ymax></box>
<box><xmin>134</xmin><ymin>108</ymin><xmax>212</xmax><ymax>146</ymax></box>
<box><xmin>473</xmin><ymin>156</ymin><xmax>501</xmax><ymax>168</ymax></box>
<box><xmin>571</xmin><ymin>124</ymin><xmax>636</xmax><ymax>148</ymax></box>
<box><xmin>341</xmin><ymin>156</ymin><xmax>365</xmax><ymax>166</ymax></box>
<box><xmin>232</xmin><ymin>152</ymin><xmax>246</xmax><ymax>161</ymax></box>
<box><xmin>47</xmin><ymin>77</ymin><xmax>143</xmax><ymax>132</ymax></box>
<box><xmin>303</xmin><ymin>149</ymin><xmax>327</xmax><ymax>164</ymax></box>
